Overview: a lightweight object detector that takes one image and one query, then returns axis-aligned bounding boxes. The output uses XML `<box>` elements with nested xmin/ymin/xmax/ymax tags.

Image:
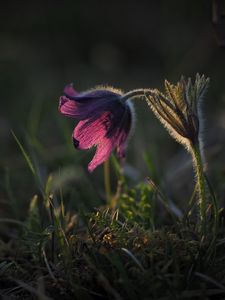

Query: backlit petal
<box><xmin>64</xmin><ymin>84</ymin><xmax>79</xmax><ymax>97</ymax></box>
<box><xmin>88</xmin><ymin>139</ymin><xmax>114</xmax><ymax>172</ymax></box>
<box><xmin>73</xmin><ymin>111</ymin><xmax>116</xmax><ymax>150</ymax></box>
<box><xmin>59</xmin><ymin>96</ymin><xmax>84</xmax><ymax>118</ymax></box>
<box><xmin>60</xmin><ymin>92</ymin><xmax>123</xmax><ymax>120</ymax></box>
<box><xmin>66</xmin><ymin>89</ymin><xmax>122</xmax><ymax>103</ymax></box>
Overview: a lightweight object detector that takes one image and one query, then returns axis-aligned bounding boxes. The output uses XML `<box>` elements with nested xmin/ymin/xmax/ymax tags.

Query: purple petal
<box><xmin>65</xmin><ymin>89</ymin><xmax>122</xmax><ymax>103</ymax></box>
<box><xmin>115</xmin><ymin>103</ymin><xmax>133</xmax><ymax>158</ymax></box>
<box><xmin>117</xmin><ymin>131</ymin><xmax>129</xmax><ymax>158</ymax></box>
<box><xmin>59</xmin><ymin>90</ymin><xmax>123</xmax><ymax>120</ymax></box>
<box><xmin>59</xmin><ymin>94</ymin><xmax>113</xmax><ymax>120</ymax></box>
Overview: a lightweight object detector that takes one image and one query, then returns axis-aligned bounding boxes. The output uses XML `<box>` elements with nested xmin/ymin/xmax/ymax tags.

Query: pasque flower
<box><xmin>144</xmin><ymin>74</ymin><xmax>210</xmax><ymax>234</ymax></box>
<box><xmin>59</xmin><ymin>84</ymin><xmax>134</xmax><ymax>172</ymax></box>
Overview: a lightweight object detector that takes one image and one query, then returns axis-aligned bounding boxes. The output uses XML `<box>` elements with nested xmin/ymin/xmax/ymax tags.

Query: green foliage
<box><xmin>2</xmin><ymin>206</ymin><xmax>225</xmax><ymax>299</ymax></box>
<box><xmin>2</xmin><ymin>111</ymin><xmax>223</xmax><ymax>299</ymax></box>
<box><xmin>118</xmin><ymin>183</ymin><xmax>155</xmax><ymax>229</ymax></box>
<box><xmin>2</xmin><ymin>2</ymin><xmax>225</xmax><ymax>297</ymax></box>
<box><xmin>0</xmin><ymin>75</ymin><xmax>223</xmax><ymax>299</ymax></box>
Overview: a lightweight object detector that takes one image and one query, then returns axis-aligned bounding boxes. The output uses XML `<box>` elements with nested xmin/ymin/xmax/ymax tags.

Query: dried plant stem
<box><xmin>104</xmin><ymin>159</ymin><xmax>111</xmax><ymax>206</ymax></box>
<box><xmin>191</xmin><ymin>144</ymin><xmax>206</xmax><ymax>235</ymax></box>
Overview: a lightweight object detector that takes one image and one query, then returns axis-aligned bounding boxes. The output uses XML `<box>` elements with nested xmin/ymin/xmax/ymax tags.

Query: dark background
<box><xmin>1</xmin><ymin>0</ymin><xmax>225</xmax><ymax>213</ymax></box>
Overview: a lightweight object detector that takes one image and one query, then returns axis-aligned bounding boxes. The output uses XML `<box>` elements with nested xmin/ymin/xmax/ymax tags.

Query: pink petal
<box><xmin>73</xmin><ymin>105</ymin><xmax>133</xmax><ymax>171</ymax></box>
<box><xmin>88</xmin><ymin>139</ymin><xmax>114</xmax><ymax>172</ymax></box>
<box><xmin>73</xmin><ymin>112</ymin><xmax>113</xmax><ymax>150</ymax></box>
<box><xmin>64</xmin><ymin>84</ymin><xmax>79</xmax><ymax>97</ymax></box>
<box><xmin>59</xmin><ymin>96</ymin><xmax>82</xmax><ymax>118</ymax></box>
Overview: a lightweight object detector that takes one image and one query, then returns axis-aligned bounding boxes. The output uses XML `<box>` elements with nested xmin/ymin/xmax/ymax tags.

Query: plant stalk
<box><xmin>191</xmin><ymin>144</ymin><xmax>206</xmax><ymax>235</ymax></box>
<box><xmin>121</xmin><ymin>89</ymin><xmax>152</xmax><ymax>102</ymax></box>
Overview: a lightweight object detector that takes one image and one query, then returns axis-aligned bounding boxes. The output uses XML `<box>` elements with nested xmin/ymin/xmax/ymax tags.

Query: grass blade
<box><xmin>11</xmin><ymin>130</ymin><xmax>35</xmax><ymax>175</ymax></box>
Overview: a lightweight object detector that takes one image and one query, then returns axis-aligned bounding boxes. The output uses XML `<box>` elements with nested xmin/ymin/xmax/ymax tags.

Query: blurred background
<box><xmin>1</xmin><ymin>0</ymin><xmax>225</xmax><ymax>217</ymax></box>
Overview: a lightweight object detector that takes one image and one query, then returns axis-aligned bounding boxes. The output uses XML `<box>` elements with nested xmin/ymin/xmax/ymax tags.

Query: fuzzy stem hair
<box><xmin>190</xmin><ymin>144</ymin><xmax>207</xmax><ymax>235</ymax></box>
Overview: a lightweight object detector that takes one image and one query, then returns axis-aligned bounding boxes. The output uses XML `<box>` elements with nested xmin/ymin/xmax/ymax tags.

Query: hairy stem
<box><xmin>121</xmin><ymin>89</ymin><xmax>151</xmax><ymax>102</ymax></box>
<box><xmin>191</xmin><ymin>144</ymin><xmax>206</xmax><ymax>235</ymax></box>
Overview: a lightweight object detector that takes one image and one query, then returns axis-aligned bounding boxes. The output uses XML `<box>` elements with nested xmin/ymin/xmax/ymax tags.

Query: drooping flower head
<box><xmin>59</xmin><ymin>85</ymin><xmax>134</xmax><ymax>172</ymax></box>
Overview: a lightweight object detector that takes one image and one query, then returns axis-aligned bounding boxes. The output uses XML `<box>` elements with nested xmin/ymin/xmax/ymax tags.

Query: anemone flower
<box><xmin>59</xmin><ymin>85</ymin><xmax>135</xmax><ymax>172</ymax></box>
